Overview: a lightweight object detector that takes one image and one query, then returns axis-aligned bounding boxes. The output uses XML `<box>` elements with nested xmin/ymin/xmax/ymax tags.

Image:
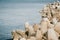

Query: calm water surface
<box><xmin>0</xmin><ymin>2</ymin><xmax>46</xmax><ymax>40</ymax></box>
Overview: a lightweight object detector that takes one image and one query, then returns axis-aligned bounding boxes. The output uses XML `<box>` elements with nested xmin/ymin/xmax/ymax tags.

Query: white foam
<box><xmin>25</xmin><ymin>22</ymin><xmax>30</xmax><ymax>28</ymax></box>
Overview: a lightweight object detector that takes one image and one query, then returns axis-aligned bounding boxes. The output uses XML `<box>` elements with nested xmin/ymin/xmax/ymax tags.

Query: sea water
<box><xmin>0</xmin><ymin>0</ymin><xmax>56</xmax><ymax>40</ymax></box>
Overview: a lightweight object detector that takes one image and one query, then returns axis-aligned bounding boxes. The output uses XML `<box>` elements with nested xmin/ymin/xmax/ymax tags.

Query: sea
<box><xmin>0</xmin><ymin>0</ymin><xmax>57</xmax><ymax>40</ymax></box>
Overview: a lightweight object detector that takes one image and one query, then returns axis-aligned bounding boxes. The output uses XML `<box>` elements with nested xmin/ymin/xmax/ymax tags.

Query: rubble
<box><xmin>11</xmin><ymin>1</ymin><xmax>60</xmax><ymax>40</ymax></box>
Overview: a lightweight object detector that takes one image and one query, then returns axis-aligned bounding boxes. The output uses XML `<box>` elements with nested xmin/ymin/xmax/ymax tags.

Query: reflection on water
<box><xmin>0</xmin><ymin>3</ymin><xmax>45</xmax><ymax>40</ymax></box>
